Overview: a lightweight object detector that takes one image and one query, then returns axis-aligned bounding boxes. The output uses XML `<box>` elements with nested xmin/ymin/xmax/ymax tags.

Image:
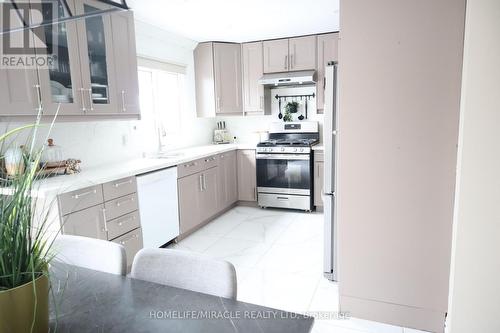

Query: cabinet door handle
<box><xmin>72</xmin><ymin>189</ymin><xmax>97</xmax><ymax>199</ymax></box>
<box><xmin>290</xmin><ymin>54</ymin><xmax>294</xmax><ymax>69</ymax></box>
<box><xmin>101</xmin><ymin>208</ymin><xmax>108</xmax><ymax>235</ymax></box>
<box><xmin>87</xmin><ymin>88</ymin><xmax>94</xmax><ymax>111</ymax></box>
<box><xmin>113</xmin><ymin>179</ymin><xmax>132</xmax><ymax>188</ymax></box>
<box><xmin>199</xmin><ymin>174</ymin><xmax>203</xmax><ymax>192</ymax></box>
<box><xmin>216</xmin><ymin>97</ymin><xmax>220</xmax><ymax>111</ymax></box>
<box><xmin>284</xmin><ymin>55</ymin><xmax>288</xmax><ymax>70</ymax></box>
<box><xmin>202</xmin><ymin>173</ymin><xmax>207</xmax><ymax>191</ymax></box>
<box><xmin>79</xmin><ymin>88</ymin><xmax>87</xmax><ymax>112</ymax></box>
<box><xmin>254</xmin><ymin>187</ymin><xmax>257</xmax><ymax>200</ymax></box>
<box><xmin>260</xmin><ymin>96</ymin><xmax>264</xmax><ymax>110</ymax></box>
<box><xmin>33</xmin><ymin>84</ymin><xmax>42</xmax><ymax>111</ymax></box>
<box><xmin>121</xmin><ymin>90</ymin><xmax>126</xmax><ymax>112</ymax></box>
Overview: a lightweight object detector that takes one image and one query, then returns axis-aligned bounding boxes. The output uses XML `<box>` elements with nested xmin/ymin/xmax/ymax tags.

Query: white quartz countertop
<box><xmin>15</xmin><ymin>144</ymin><xmax>255</xmax><ymax>198</ymax></box>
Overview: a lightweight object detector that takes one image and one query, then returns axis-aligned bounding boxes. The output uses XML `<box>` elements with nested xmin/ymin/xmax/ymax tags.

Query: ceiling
<box><xmin>127</xmin><ymin>0</ymin><xmax>339</xmax><ymax>43</ymax></box>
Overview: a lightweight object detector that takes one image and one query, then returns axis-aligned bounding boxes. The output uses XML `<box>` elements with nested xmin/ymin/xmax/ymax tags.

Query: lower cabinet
<box><xmin>217</xmin><ymin>151</ymin><xmax>238</xmax><ymax>210</ymax></box>
<box><xmin>178</xmin><ymin>164</ymin><xmax>219</xmax><ymax>234</ymax></box>
<box><xmin>111</xmin><ymin>228</ymin><xmax>143</xmax><ymax>270</ymax></box>
<box><xmin>314</xmin><ymin>151</ymin><xmax>324</xmax><ymax>208</ymax></box>
<box><xmin>177</xmin><ymin>172</ymin><xmax>203</xmax><ymax>234</ymax></box>
<box><xmin>62</xmin><ymin>204</ymin><xmax>107</xmax><ymax>240</ymax></box>
<box><xmin>59</xmin><ymin>177</ymin><xmax>143</xmax><ymax>268</ymax></box>
<box><xmin>237</xmin><ymin>149</ymin><xmax>257</xmax><ymax>201</ymax></box>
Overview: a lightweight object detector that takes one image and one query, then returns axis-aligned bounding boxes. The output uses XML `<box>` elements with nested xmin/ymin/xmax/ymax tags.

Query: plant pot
<box><xmin>0</xmin><ymin>274</ymin><xmax>49</xmax><ymax>333</ymax></box>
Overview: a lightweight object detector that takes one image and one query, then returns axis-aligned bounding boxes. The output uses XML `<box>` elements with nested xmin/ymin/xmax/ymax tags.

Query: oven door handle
<box><xmin>256</xmin><ymin>154</ymin><xmax>310</xmax><ymax>160</ymax></box>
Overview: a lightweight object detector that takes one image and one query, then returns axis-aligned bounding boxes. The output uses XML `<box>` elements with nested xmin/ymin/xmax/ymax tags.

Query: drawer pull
<box><xmin>116</xmin><ymin>197</ymin><xmax>134</xmax><ymax>207</ymax></box>
<box><xmin>120</xmin><ymin>233</ymin><xmax>139</xmax><ymax>245</ymax></box>
<box><xmin>113</xmin><ymin>179</ymin><xmax>132</xmax><ymax>188</ymax></box>
<box><xmin>101</xmin><ymin>208</ymin><xmax>108</xmax><ymax>233</ymax></box>
<box><xmin>277</xmin><ymin>196</ymin><xmax>289</xmax><ymax>201</ymax></box>
<box><xmin>117</xmin><ymin>215</ymin><xmax>136</xmax><ymax>227</ymax></box>
<box><xmin>184</xmin><ymin>162</ymin><xmax>196</xmax><ymax>168</ymax></box>
<box><xmin>204</xmin><ymin>157</ymin><xmax>216</xmax><ymax>162</ymax></box>
<box><xmin>72</xmin><ymin>189</ymin><xmax>97</xmax><ymax>199</ymax></box>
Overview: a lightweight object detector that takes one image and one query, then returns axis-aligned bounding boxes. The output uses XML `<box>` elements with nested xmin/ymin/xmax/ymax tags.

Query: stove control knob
<box><xmin>280</xmin><ymin>147</ymin><xmax>285</xmax><ymax>152</ymax></box>
<box><xmin>293</xmin><ymin>148</ymin><xmax>298</xmax><ymax>152</ymax></box>
<box><xmin>299</xmin><ymin>148</ymin><xmax>304</xmax><ymax>152</ymax></box>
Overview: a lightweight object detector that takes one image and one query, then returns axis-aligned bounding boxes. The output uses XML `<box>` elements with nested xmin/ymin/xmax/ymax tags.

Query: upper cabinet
<box><xmin>73</xmin><ymin>0</ymin><xmax>118</xmax><ymax>115</ymax></box>
<box><xmin>0</xmin><ymin>0</ymin><xmax>140</xmax><ymax>119</ymax></box>
<box><xmin>316</xmin><ymin>33</ymin><xmax>339</xmax><ymax>113</ymax></box>
<box><xmin>289</xmin><ymin>36</ymin><xmax>317</xmax><ymax>71</ymax></box>
<box><xmin>0</xmin><ymin>27</ymin><xmax>39</xmax><ymax>116</ymax></box>
<box><xmin>263</xmin><ymin>36</ymin><xmax>317</xmax><ymax>73</ymax></box>
<box><xmin>263</xmin><ymin>39</ymin><xmax>289</xmax><ymax>73</ymax></box>
<box><xmin>194</xmin><ymin>42</ymin><xmax>243</xmax><ymax>117</ymax></box>
<box><xmin>110</xmin><ymin>11</ymin><xmax>140</xmax><ymax>115</ymax></box>
<box><xmin>242</xmin><ymin>42</ymin><xmax>265</xmax><ymax>115</ymax></box>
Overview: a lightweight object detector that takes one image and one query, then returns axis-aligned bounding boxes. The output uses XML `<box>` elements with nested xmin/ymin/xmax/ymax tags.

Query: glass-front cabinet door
<box><xmin>73</xmin><ymin>0</ymin><xmax>118</xmax><ymax>114</ymax></box>
<box><xmin>31</xmin><ymin>0</ymin><xmax>85</xmax><ymax>115</ymax></box>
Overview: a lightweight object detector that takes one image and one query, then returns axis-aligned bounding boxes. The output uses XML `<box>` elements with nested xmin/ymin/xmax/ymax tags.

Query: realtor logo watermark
<box><xmin>1</xmin><ymin>1</ymin><xmax>57</xmax><ymax>69</ymax></box>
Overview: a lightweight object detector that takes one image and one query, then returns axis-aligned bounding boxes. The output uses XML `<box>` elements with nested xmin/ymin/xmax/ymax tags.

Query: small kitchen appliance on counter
<box><xmin>256</xmin><ymin>121</ymin><xmax>319</xmax><ymax>211</ymax></box>
<box><xmin>213</xmin><ymin>121</ymin><xmax>232</xmax><ymax>144</ymax></box>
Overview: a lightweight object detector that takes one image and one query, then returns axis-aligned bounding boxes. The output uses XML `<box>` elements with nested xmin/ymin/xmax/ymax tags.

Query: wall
<box><xmin>218</xmin><ymin>85</ymin><xmax>324</xmax><ymax>144</ymax></box>
<box><xmin>337</xmin><ymin>0</ymin><xmax>466</xmax><ymax>332</ymax></box>
<box><xmin>0</xmin><ymin>18</ymin><xmax>214</xmax><ymax>169</ymax></box>
<box><xmin>447</xmin><ymin>1</ymin><xmax>500</xmax><ymax>332</ymax></box>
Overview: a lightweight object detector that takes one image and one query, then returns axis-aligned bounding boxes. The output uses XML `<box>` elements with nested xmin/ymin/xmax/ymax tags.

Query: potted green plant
<box><xmin>0</xmin><ymin>118</ymin><xmax>57</xmax><ymax>332</ymax></box>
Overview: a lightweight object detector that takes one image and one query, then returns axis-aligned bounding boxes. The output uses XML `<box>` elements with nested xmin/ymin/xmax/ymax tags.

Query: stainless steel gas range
<box><xmin>256</xmin><ymin>121</ymin><xmax>319</xmax><ymax>211</ymax></box>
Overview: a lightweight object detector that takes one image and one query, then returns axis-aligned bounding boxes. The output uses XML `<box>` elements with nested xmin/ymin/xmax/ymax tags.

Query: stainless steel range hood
<box><xmin>258</xmin><ymin>70</ymin><xmax>317</xmax><ymax>86</ymax></box>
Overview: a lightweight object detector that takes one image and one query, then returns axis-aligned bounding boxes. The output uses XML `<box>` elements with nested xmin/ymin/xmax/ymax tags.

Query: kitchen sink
<box><xmin>151</xmin><ymin>152</ymin><xmax>185</xmax><ymax>159</ymax></box>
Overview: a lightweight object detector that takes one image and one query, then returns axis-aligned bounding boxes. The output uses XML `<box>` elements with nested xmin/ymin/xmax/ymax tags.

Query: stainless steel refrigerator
<box><xmin>323</xmin><ymin>62</ymin><xmax>338</xmax><ymax>281</ymax></box>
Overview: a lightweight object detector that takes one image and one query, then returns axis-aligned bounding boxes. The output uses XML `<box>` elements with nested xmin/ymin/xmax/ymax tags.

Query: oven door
<box><xmin>256</xmin><ymin>153</ymin><xmax>311</xmax><ymax>195</ymax></box>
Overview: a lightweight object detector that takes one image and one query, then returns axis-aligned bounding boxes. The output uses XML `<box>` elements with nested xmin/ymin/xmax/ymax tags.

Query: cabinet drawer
<box><xmin>201</xmin><ymin>154</ymin><xmax>218</xmax><ymax>170</ymax></box>
<box><xmin>112</xmin><ymin>228</ymin><xmax>143</xmax><ymax>268</ymax></box>
<box><xmin>59</xmin><ymin>185</ymin><xmax>103</xmax><ymax>216</ymax></box>
<box><xmin>177</xmin><ymin>154</ymin><xmax>218</xmax><ymax>178</ymax></box>
<box><xmin>62</xmin><ymin>204</ymin><xmax>107</xmax><ymax>240</ymax></box>
<box><xmin>218</xmin><ymin>150</ymin><xmax>236</xmax><ymax>161</ymax></box>
<box><xmin>177</xmin><ymin>159</ymin><xmax>204</xmax><ymax>178</ymax></box>
<box><xmin>104</xmin><ymin>193</ymin><xmax>139</xmax><ymax>221</ymax></box>
<box><xmin>103</xmin><ymin>176</ymin><xmax>137</xmax><ymax>201</ymax></box>
<box><xmin>106</xmin><ymin>210</ymin><xmax>141</xmax><ymax>240</ymax></box>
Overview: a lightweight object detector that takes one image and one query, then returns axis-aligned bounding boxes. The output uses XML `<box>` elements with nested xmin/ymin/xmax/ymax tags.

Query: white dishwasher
<box><xmin>136</xmin><ymin>167</ymin><xmax>179</xmax><ymax>248</ymax></box>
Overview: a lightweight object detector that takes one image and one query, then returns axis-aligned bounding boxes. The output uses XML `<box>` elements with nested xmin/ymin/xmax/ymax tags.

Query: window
<box><xmin>137</xmin><ymin>57</ymin><xmax>187</xmax><ymax>150</ymax></box>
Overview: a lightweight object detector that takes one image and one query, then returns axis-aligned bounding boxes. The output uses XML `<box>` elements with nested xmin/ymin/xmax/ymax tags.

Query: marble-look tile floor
<box><xmin>169</xmin><ymin>206</ymin><xmax>428</xmax><ymax>333</ymax></box>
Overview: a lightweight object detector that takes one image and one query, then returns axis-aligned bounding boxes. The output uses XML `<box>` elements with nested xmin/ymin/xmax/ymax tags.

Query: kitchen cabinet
<box><xmin>0</xmin><ymin>0</ymin><xmax>140</xmax><ymax>119</ymax></box>
<box><xmin>214</xmin><ymin>43</ymin><xmax>243</xmax><ymax>114</ymax></box>
<box><xmin>73</xmin><ymin>0</ymin><xmax>118</xmax><ymax>115</ymax></box>
<box><xmin>62</xmin><ymin>204</ymin><xmax>107</xmax><ymax>240</ymax></box>
<box><xmin>199</xmin><ymin>166</ymin><xmax>219</xmax><ymax>219</ymax></box>
<box><xmin>237</xmin><ymin>149</ymin><xmax>257</xmax><ymax>202</ymax></box>
<box><xmin>217</xmin><ymin>151</ymin><xmax>238</xmax><ymax>210</ymax></box>
<box><xmin>288</xmin><ymin>36</ymin><xmax>317</xmax><ymax>71</ymax></box>
<box><xmin>263</xmin><ymin>36</ymin><xmax>317</xmax><ymax>73</ymax></box>
<box><xmin>263</xmin><ymin>39</ymin><xmax>289</xmax><ymax>73</ymax></box>
<box><xmin>0</xmin><ymin>25</ymin><xmax>39</xmax><ymax>115</ymax></box>
<box><xmin>58</xmin><ymin>176</ymin><xmax>142</xmax><ymax>267</ymax></box>
<box><xmin>314</xmin><ymin>152</ymin><xmax>324</xmax><ymax>208</ymax></box>
<box><xmin>178</xmin><ymin>172</ymin><xmax>202</xmax><ymax>234</ymax></box>
<box><xmin>112</xmin><ymin>227</ymin><xmax>143</xmax><ymax>270</ymax></box>
<box><xmin>194</xmin><ymin>42</ymin><xmax>242</xmax><ymax>117</ymax></box>
<box><xmin>110</xmin><ymin>11</ymin><xmax>140</xmax><ymax>115</ymax></box>
<box><xmin>316</xmin><ymin>33</ymin><xmax>339</xmax><ymax>113</ymax></box>
<box><xmin>242</xmin><ymin>42</ymin><xmax>265</xmax><ymax>115</ymax></box>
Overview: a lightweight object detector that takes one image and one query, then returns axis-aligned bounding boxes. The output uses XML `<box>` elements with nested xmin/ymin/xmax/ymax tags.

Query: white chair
<box><xmin>131</xmin><ymin>248</ymin><xmax>237</xmax><ymax>299</ymax></box>
<box><xmin>53</xmin><ymin>235</ymin><xmax>127</xmax><ymax>275</ymax></box>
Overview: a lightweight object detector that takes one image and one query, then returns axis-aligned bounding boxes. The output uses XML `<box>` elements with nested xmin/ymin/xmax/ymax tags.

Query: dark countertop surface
<box><xmin>49</xmin><ymin>263</ymin><xmax>314</xmax><ymax>333</ymax></box>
